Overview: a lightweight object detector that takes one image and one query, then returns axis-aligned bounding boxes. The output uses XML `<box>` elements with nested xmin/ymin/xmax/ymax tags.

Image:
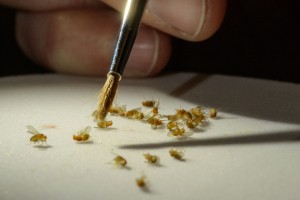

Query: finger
<box><xmin>15</xmin><ymin>8</ymin><xmax>171</xmax><ymax>77</ymax></box>
<box><xmin>101</xmin><ymin>0</ymin><xmax>227</xmax><ymax>41</ymax></box>
<box><xmin>0</xmin><ymin>0</ymin><xmax>101</xmax><ymax>10</ymax></box>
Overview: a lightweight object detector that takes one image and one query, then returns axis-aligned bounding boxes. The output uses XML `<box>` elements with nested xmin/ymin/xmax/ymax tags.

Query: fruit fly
<box><xmin>189</xmin><ymin>106</ymin><xmax>204</xmax><ymax>117</ymax></box>
<box><xmin>136</xmin><ymin>174</ymin><xmax>148</xmax><ymax>188</ymax></box>
<box><xmin>168</xmin><ymin>127</ymin><xmax>185</xmax><ymax>137</ymax></box>
<box><xmin>209</xmin><ymin>108</ymin><xmax>218</xmax><ymax>118</ymax></box>
<box><xmin>151</xmin><ymin>106</ymin><xmax>159</xmax><ymax>116</ymax></box>
<box><xmin>125</xmin><ymin>108</ymin><xmax>144</xmax><ymax>120</ymax></box>
<box><xmin>109</xmin><ymin>104</ymin><xmax>126</xmax><ymax>116</ymax></box>
<box><xmin>185</xmin><ymin>119</ymin><xmax>200</xmax><ymax>129</ymax></box>
<box><xmin>97</xmin><ymin>120</ymin><xmax>113</xmax><ymax>128</ymax></box>
<box><xmin>152</xmin><ymin>99</ymin><xmax>160</xmax><ymax>116</ymax></box>
<box><xmin>167</xmin><ymin>121</ymin><xmax>178</xmax><ymax>131</ymax></box>
<box><xmin>142</xmin><ymin>100</ymin><xmax>156</xmax><ymax>108</ymax></box>
<box><xmin>168</xmin><ymin>127</ymin><xmax>192</xmax><ymax>138</ymax></box>
<box><xmin>143</xmin><ymin>153</ymin><xmax>160</xmax><ymax>164</ymax></box>
<box><xmin>73</xmin><ymin>126</ymin><xmax>91</xmax><ymax>142</ymax></box>
<box><xmin>27</xmin><ymin>125</ymin><xmax>48</xmax><ymax>144</ymax></box>
<box><xmin>147</xmin><ymin>116</ymin><xmax>163</xmax><ymax>129</ymax></box>
<box><xmin>194</xmin><ymin>113</ymin><xmax>206</xmax><ymax>123</ymax></box>
<box><xmin>113</xmin><ymin>155</ymin><xmax>127</xmax><ymax>167</ymax></box>
<box><xmin>142</xmin><ymin>98</ymin><xmax>159</xmax><ymax>107</ymax></box>
<box><xmin>175</xmin><ymin>108</ymin><xmax>193</xmax><ymax>121</ymax></box>
<box><xmin>169</xmin><ymin>148</ymin><xmax>184</xmax><ymax>160</ymax></box>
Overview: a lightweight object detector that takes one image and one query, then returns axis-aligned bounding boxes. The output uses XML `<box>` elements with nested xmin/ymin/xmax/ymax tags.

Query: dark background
<box><xmin>0</xmin><ymin>7</ymin><xmax>49</xmax><ymax>76</ymax></box>
<box><xmin>1</xmin><ymin>0</ymin><xmax>299</xmax><ymax>83</ymax></box>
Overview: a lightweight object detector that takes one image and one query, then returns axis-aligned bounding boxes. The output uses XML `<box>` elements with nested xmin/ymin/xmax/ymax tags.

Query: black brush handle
<box><xmin>109</xmin><ymin>0</ymin><xmax>148</xmax><ymax>76</ymax></box>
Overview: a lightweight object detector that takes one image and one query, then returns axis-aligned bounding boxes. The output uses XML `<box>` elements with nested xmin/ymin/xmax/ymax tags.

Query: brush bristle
<box><xmin>95</xmin><ymin>72</ymin><xmax>120</xmax><ymax>121</ymax></box>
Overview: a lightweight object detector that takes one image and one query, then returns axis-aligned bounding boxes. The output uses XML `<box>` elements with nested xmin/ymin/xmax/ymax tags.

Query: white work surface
<box><xmin>0</xmin><ymin>73</ymin><xmax>300</xmax><ymax>200</ymax></box>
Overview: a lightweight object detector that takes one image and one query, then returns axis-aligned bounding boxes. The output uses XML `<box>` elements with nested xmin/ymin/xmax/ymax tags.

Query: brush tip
<box><xmin>94</xmin><ymin>72</ymin><xmax>121</xmax><ymax>122</ymax></box>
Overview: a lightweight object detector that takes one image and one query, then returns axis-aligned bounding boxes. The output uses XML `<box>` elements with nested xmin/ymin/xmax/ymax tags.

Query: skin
<box><xmin>0</xmin><ymin>0</ymin><xmax>227</xmax><ymax>77</ymax></box>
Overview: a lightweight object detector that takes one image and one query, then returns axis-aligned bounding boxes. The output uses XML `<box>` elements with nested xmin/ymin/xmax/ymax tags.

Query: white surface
<box><xmin>0</xmin><ymin>73</ymin><xmax>300</xmax><ymax>200</ymax></box>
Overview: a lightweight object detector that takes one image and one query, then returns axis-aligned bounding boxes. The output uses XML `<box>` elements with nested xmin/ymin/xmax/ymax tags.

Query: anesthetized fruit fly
<box><xmin>136</xmin><ymin>174</ymin><xmax>148</xmax><ymax>188</ymax></box>
<box><xmin>167</xmin><ymin>121</ymin><xmax>178</xmax><ymax>131</ymax></box>
<box><xmin>168</xmin><ymin>127</ymin><xmax>193</xmax><ymax>139</ymax></box>
<box><xmin>27</xmin><ymin>125</ymin><xmax>47</xmax><ymax>144</ymax></box>
<box><xmin>189</xmin><ymin>106</ymin><xmax>204</xmax><ymax>117</ymax></box>
<box><xmin>175</xmin><ymin>108</ymin><xmax>193</xmax><ymax>121</ymax></box>
<box><xmin>125</xmin><ymin>108</ymin><xmax>144</xmax><ymax>120</ymax></box>
<box><xmin>113</xmin><ymin>155</ymin><xmax>127</xmax><ymax>167</ymax></box>
<box><xmin>147</xmin><ymin>116</ymin><xmax>163</xmax><ymax>129</ymax></box>
<box><xmin>109</xmin><ymin>104</ymin><xmax>126</xmax><ymax>116</ymax></box>
<box><xmin>209</xmin><ymin>108</ymin><xmax>218</xmax><ymax>118</ymax></box>
<box><xmin>142</xmin><ymin>100</ymin><xmax>156</xmax><ymax>108</ymax></box>
<box><xmin>142</xmin><ymin>98</ymin><xmax>159</xmax><ymax>108</ymax></box>
<box><xmin>73</xmin><ymin>126</ymin><xmax>91</xmax><ymax>142</ymax></box>
<box><xmin>169</xmin><ymin>148</ymin><xmax>184</xmax><ymax>160</ymax></box>
<box><xmin>168</xmin><ymin>127</ymin><xmax>185</xmax><ymax>137</ymax></box>
<box><xmin>151</xmin><ymin>106</ymin><xmax>159</xmax><ymax>116</ymax></box>
<box><xmin>97</xmin><ymin>120</ymin><xmax>113</xmax><ymax>128</ymax></box>
<box><xmin>185</xmin><ymin>118</ymin><xmax>200</xmax><ymax>129</ymax></box>
<box><xmin>143</xmin><ymin>153</ymin><xmax>160</xmax><ymax>164</ymax></box>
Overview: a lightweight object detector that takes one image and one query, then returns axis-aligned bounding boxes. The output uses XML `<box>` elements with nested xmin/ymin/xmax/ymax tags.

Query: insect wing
<box><xmin>83</xmin><ymin>126</ymin><xmax>91</xmax><ymax>134</ymax></box>
<box><xmin>131</xmin><ymin>107</ymin><xmax>142</xmax><ymax>112</ymax></box>
<box><xmin>167</xmin><ymin>131</ymin><xmax>175</xmax><ymax>137</ymax></box>
<box><xmin>182</xmin><ymin>131</ymin><xmax>193</xmax><ymax>138</ymax></box>
<box><xmin>119</xmin><ymin>105</ymin><xmax>127</xmax><ymax>112</ymax></box>
<box><xmin>27</xmin><ymin>125</ymin><xmax>39</xmax><ymax>135</ymax></box>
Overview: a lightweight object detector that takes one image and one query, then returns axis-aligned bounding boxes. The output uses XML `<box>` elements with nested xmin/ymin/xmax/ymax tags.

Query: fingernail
<box><xmin>124</xmin><ymin>26</ymin><xmax>159</xmax><ymax>77</ymax></box>
<box><xmin>147</xmin><ymin>0</ymin><xmax>206</xmax><ymax>37</ymax></box>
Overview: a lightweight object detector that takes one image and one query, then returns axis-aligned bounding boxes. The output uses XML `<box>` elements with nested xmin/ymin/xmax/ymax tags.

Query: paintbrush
<box><xmin>94</xmin><ymin>0</ymin><xmax>148</xmax><ymax>122</ymax></box>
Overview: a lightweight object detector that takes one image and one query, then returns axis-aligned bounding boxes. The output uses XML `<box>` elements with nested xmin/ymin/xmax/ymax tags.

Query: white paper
<box><xmin>0</xmin><ymin>73</ymin><xmax>300</xmax><ymax>200</ymax></box>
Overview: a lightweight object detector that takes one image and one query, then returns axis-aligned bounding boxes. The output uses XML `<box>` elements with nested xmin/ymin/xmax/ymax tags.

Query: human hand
<box><xmin>0</xmin><ymin>0</ymin><xmax>226</xmax><ymax>77</ymax></box>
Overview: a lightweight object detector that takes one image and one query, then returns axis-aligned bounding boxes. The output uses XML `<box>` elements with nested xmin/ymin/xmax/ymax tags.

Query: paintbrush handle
<box><xmin>109</xmin><ymin>0</ymin><xmax>148</xmax><ymax>76</ymax></box>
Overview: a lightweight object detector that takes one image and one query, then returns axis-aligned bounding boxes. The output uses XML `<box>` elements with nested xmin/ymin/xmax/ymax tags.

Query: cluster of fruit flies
<box><xmin>26</xmin><ymin>125</ymin><xmax>186</xmax><ymax>189</ymax></box>
<box><xmin>111</xmin><ymin>149</ymin><xmax>185</xmax><ymax>189</ymax></box>
<box><xmin>140</xmin><ymin>149</ymin><xmax>184</xmax><ymax>188</ymax></box>
<box><xmin>104</xmin><ymin>99</ymin><xmax>163</xmax><ymax>129</ymax></box>
<box><xmin>109</xmin><ymin>99</ymin><xmax>218</xmax><ymax>138</ymax></box>
<box><xmin>27</xmin><ymin>125</ymin><xmax>93</xmax><ymax>144</ymax></box>
<box><xmin>94</xmin><ymin>98</ymin><xmax>218</xmax><ymax>140</ymax></box>
<box><xmin>27</xmin><ymin>99</ymin><xmax>217</xmax><ymax>190</ymax></box>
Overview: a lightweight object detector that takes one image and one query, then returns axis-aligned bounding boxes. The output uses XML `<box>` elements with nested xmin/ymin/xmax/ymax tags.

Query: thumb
<box><xmin>16</xmin><ymin>8</ymin><xmax>171</xmax><ymax>77</ymax></box>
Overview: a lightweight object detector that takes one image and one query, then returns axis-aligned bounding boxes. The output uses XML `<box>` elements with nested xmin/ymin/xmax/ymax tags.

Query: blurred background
<box><xmin>1</xmin><ymin>0</ymin><xmax>299</xmax><ymax>83</ymax></box>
